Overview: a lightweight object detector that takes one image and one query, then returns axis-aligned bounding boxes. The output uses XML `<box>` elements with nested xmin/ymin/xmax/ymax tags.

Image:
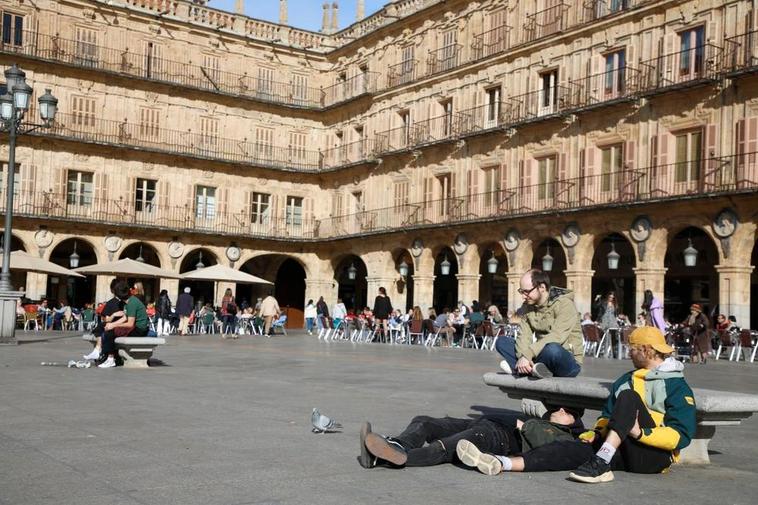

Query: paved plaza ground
<box><xmin>1</xmin><ymin>331</ymin><xmax>757</xmax><ymax>505</ymax></box>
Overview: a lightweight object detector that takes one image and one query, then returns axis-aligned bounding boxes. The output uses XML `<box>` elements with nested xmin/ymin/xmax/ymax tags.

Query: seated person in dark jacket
<box><xmin>84</xmin><ymin>278</ymin><xmax>125</xmax><ymax>361</ymax></box>
<box><xmin>98</xmin><ymin>280</ymin><xmax>150</xmax><ymax>369</ymax></box>
<box><xmin>359</xmin><ymin>405</ymin><xmax>593</xmax><ymax>475</ymax></box>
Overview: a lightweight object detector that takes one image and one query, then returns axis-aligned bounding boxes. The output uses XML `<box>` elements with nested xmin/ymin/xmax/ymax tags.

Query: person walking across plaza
<box><xmin>260</xmin><ymin>291</ymin><xmax>280</xmax><ymax>337</ymax></box>
<box><xmin>685</xmin><ymin>303</ymin><xmax>711</xmax><ymax>364</ymax></box>
<box><xmin>304</xmin><ymin>299</ymin><xmax>317</xmax><ymax>335</ymax></box>
<box><xmin>372</xmin><ymin>287</ymin><xmax>393</xmax><ymax>342</ymax></box>
<box><xmin>641</xmin><ymin>289</ymin><xmax>666</xmax><ymax>333</ymax></box>
<box><xmin>156</xmin><ymin>289</ymin><xmax>172</xmax><ymax>337</ymax></box>
<box><xmin>496</xmin><ymin>269</ymin><xmax>583</xmax><ymax>378</ymax></box>
<box><xmin>568</xmin><ymin>326</ymin><xmax>696</xmax><ymax>483</ymax></box>
<box><xmin>176</xmin><ymin>287</ymin><xmax>194</xmax><ymax>335</ymax></box>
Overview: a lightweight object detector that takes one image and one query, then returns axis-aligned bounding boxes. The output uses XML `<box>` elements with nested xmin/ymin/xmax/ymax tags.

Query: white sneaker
<box><xmin>456</xmin><ymin>439</ymin><xmax>503</xmax><ymax>475</ymax></box>
<box><xmin>499</xmin><ymin>360</ymin><xmax>513</xmax><ymax>374</ymax></box>
<box><xmin>83</xmin><ymin>348</ymin><xmax>101</xmax><ymax>361</ymax></box>
<box><xmin>98</xmin><ymin>357</ymin><xmax>116</xmax><ymax>368</ymax></box>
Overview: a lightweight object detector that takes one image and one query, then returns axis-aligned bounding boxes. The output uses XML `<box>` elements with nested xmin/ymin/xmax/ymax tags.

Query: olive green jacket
<box><xmin>516</xmin><ymin>287</ymin><xmax>584</xmax><ymax>364</ymax></box>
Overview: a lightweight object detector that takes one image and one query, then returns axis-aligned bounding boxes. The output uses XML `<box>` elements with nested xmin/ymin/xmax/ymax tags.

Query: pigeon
<box><xmin>311</xmin><ymin>408</ymin><xmax>342</xmax><ymax>433</ymax></box>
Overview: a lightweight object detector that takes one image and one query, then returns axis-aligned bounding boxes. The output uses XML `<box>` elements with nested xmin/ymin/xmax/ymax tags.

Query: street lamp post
<box><xmin>0</xmin><ymin>64</ymin><xmax>58</xmax><ymax>344</ymax></box>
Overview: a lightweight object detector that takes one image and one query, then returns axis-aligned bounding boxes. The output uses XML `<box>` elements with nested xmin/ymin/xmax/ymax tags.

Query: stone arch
<box><xmin>591</xmin><ymin>232</ymin><xmax>637</xmax><ymax>318</ymax></box>
<box><xmin>390</xmin><ymin>247</ymin><xmax>414</xmax><ymax>312</ymax></box>
<box><xmin>119</xmin><ymin>241</ymin><xmax>163</xmax><ymax>303</ymax></box>
<box><xmin>239</xmin><ymin>253</ymin><xmax>308</xmax><ymax>327</ymax></box>
<box><xmin>46</xmin><ymin>237</ymin><xmax>99</xmax><ymax>308</ymax></box>
<box><xmin>664</xmin><ymin>226</ymin><xmax>719</xmax><ymax>323</ymax></box>
<box><xmin>332</xmin><ymin>254</ymin><xmax>368</xmax><ymax>311</ymax></box>
<box><xmin>477</xmin><ymin>240</ymin><xmax>508</xmax><ymax>310</ymax></box>
<box><xmin>2</xmin><ymin>233</ymin><xmax>29</xmax><ymax>292</ymax></box>
<box><xmin>532</xmin><ymin>237</ymin><xmax>567</xmax><ymax>288</ymax></box>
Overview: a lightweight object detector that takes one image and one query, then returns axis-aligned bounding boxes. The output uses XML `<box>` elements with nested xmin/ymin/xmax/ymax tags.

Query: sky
<box><xmin>208</xmin><ymin>1</ymin><xmax>388</xmax><ymax>33</ymax></box>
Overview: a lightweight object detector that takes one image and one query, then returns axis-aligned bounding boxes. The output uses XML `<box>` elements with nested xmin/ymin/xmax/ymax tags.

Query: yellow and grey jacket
<box><xmin>516</xmin><ymin>287</ymin><xmax>584</xmax><ymax>364</ymax></box>
<box><xmin>594</xmin><ymin>358</ymin><xmax>697</xmax><ymax>460</ymax></box>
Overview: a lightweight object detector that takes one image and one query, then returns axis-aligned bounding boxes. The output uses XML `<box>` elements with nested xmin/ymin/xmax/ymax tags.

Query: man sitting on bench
<box><xmin>496</xmin><ymin>269</ymin><xmax>584</xmax><ymax>378</ymax></box>
<box><xmin>568</xmin><ymin>326</ymin><xmax>696</xmax><ymax>483</ymax></box>
<box><xmin>98</xmin><ymin>280</ymin><xmax>149</xmax><ymax>369</ymax></box>
<box><xmin>358</xmin><ymin>405</ymin><xmax>593</xmax><ymax>474</ymax></box>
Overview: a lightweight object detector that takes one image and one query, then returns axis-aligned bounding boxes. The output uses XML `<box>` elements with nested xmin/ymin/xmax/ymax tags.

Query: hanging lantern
<box><xmin>541</xmin><ymin>244</ymin><xmax>553</xmax><ymax>272</ymax></box>
<box><xmin>440</xmin><ymin>255</ymin><xmax>451</xmax><ymax>276</ymax></box>
<box><xmin>136</xmin><ymin>245</ymin><xmax>145</xmax><ymax>263</ymax></box>
<box><xmin>347</xmin><ymin>263</ymin><xmax>357</xmax><ymax>280</ymax></box>
<box><xmin>69</xmin><ymin>241</ymin><xmax>80</xmax><ymax>269</ymax></box>
<box><xmin>195</xmin><ymin>251</ymin><xmax>205</xmax><ymax>269</ymax></box>
<box><xmin>487</xmin><ymin>252</ymin><xmax>498</xmax><ymax>274</ymax></box>
<box><xmin>398</xmin><ymin>259</ymin><xmax>409</xmax><ymax>278</ymax></box>
<box><xmin>683</xmin><ymin>238</ymin><xmax>698</xmax><ymax>267</ymax></box>
<box><xmin>607</xmin><ymin>242</ymin><xmax>620</xmax><ymax>270</ymax></box>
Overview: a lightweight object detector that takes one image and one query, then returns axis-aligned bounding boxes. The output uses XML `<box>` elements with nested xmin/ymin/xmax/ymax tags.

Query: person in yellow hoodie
<box><xmin>569</xmin><ymin>326</ymin><xmax>696</xmax><ymax>483</ymax></box>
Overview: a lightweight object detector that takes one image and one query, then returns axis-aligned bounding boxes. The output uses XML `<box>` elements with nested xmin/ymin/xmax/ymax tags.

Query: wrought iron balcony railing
<box><xmin>724</xmin><ymin>30</ymin><xmax>758</xmax><ymax>76</ymax></box>
<box><xmin>637</xmin><ymin>44</ymin><xmax>724</xmax><ymax>95</ymax></box>
<box><xmin>322</xmin><ymin>72</ymin><xmax>381</xmax><ymax>107</ymax></box>
<box><xmin>581</xmin><ymin>0</ymin><xmax>631</xmax><ymax>24</ymax></box>
<box><xmin>566</xmin><ymin>66</ymin><xmax>640</xmax><ymax>110</ymax></box>
<box><xmin>319</xmin><ymin>138</ymin><xmax>381</xmax><ymax>168</ymax></box>
<box><xmin>471</xmin><ymin>25</ymin><xmax>512</xmax><ymax>61</ymax></box>
<box><xmin>386</xmin><ymin>59</ymin><xmax>419</xmax><ymax>88</ymax></box>
<box><xmin>427</xmin><ymin>44</ymin><xmax>463</xmax><ymax>75</ymax></box>
<box><xmin>2</xmin><ymin>153</ymin><xmax>755</xmax><ymax>241</ymax></box>
<box><xmin>523</xmin><ymin>3</ymin><xmax>571</xmax><ymax>44</ymax></box>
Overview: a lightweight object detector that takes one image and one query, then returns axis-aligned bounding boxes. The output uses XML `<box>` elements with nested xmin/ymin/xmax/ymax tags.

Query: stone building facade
<box><xmin>1</xmin><ymin>0</ymin><xmax>757</xmax><ymax>328</ymax></box>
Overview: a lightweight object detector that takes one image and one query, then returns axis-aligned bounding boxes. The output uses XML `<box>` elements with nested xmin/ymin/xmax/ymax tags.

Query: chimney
<box><xmin>235</xmin><ymin>0</ymin><xmax>243</xmax><ymax>15</ymax></box>
<box><xmin>321</xmin><ymin>3</ymin><xmax>330</xmax><ymax>33</ymax></box>
<box><xmin>279</xmin><ymin>0</ymin><xmax>288</xmax><ymax>25</ymax></box>
<box><xmin>357</xmin><ymin>0</ymin><xmax>365</xmax><ymax>21</ymax></box>
<box><xmin>331</xmin><ymin>2</ymin><xmax>339</xmax><ymax>33</ymax></box>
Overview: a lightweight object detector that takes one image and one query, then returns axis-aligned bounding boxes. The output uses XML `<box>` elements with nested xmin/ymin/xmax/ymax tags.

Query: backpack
<box><xmin>226</xmin><ymin>302</ymin><xmax>238</xmax><ymax>316</ymax></box>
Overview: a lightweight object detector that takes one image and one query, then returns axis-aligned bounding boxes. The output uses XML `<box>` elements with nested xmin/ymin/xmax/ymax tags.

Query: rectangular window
<box><xmin>258</xmin><ymin>67</ymin><xmax>274</xmax><ymax>95</ymax></box>
<box><xmin>423</xmin><ymin>176</ymin><xmax>434</xmax><ymax>210</ymax></box>
<box><xmin>71</xmin><ymin>96</ymin><xmax>97</xmax><ymax>129</ymax></box>
<box><xmin>292</xmin><ymin>74</ymin><xmax>308</xmax><ymax>102</ymax></box>
<box><xmin>483</xmin><ymin>165</ymin><xmax>503</xmax><ymax>206</ymax></box>
<box><xmin>135</xmin><ymin>178</ymin><xmax>157</xmax><ymax>212</ymax></box>
<box><xmin>0</xmin><ymin>162</ymin><xmax>20</xmax><ymax>197</ymax></box>
<box><xmin>439</xmin><ymin>30</ymin><xmax>458</xmax><ymax>71</ymax></box>
<box><xmin>537</xmin><ymin>156</ymin><xmax>557</xmax><ymax>200</ymax></box>
<box><xmin>440</xmin><ymin>99</ymin><xmax>453</xmax><ymax>136</ymax></box>
<box><xmin>200</xmin><ymin>117</ymin><xmax>219</xmax><ymax>147</ymax></box>
<box><xmin>195</xmin><ymin>185</ymin><xmax>216</xmax><ymax>219</ymax></box>
<box><xmin>285</xmin><ymin>196</ymin><xmax>303</xmax><ymax>226</ymax></box>
<box><xmin>139</xmin><ymin>107</ymin><xmax>160</xmax><ymax>140</ymax></box>
<box><xmin>399</xmin><ymin>110</ymin><xmax>411</xmax><ymax>146</ymax></box>
<box><xmin>202</xmin><ymin>54</ymin><xmax>220</xmax><ymax>84</ymax></box>
<box><xmin>2</xmin><ymin>12</ymin><xmax>23</xmax><ymax>47</ymax></box>
<box><xmin>401</xmin><ymin>45</ymin><xmax>414</xmax><ymax>81</ymax></box>
<box><xmin>604</xmin><ymin>50</ymin><xmax>626</xmax><ymax>97</ymax></box>
<box><xmin>679</xmin><ymin>27</ymin><xmax>705</xmax><ymax>78</ymax></box>
<box><xmin>255</xmin><ymin>127</ymin><xmax>274</xmax><ymax>159</ymax></box>
<box><xmin>539</xmin><ymin>70</ymin><xmax>558</xmax><ymax>115</ymax></box>
<box><xmin>66</xmin><ymin>170</ymin><xmax>94</xmax><ymax>207</ymax></box>
<box><xmin>393</xmin><ymin>180</ymin><xmax>409</xmax><ymax>208</ymax></box>
<box><xmin>288</xmin><ymin>132</ymin><xmax>307</xmax><ymax>164</ymax></box>
<box><xmin>675</xmin><ymin>130</ymin><xmax>702</xmax><ymax>182</ymax></box>
<box><xmin>250</xmin><ymin>192</ymin><xmax>270</xmax><ymax>225</ymax></box>
<box><xmin>485</xmin><ymin>87</ymin><xmax>501</xmax><ymax>128</ymax></box>
<box><xmin>600</xmin><ymin>144</ymin><xmax>623</xmax><ymax>192</ymax></box>
<box><xmin>75</xmin><ymin>26</ymin><xmax>98</xmax><ymax>67</ymax></box>
<box><xmin>145</xmin><ymin>42</ymin><xmax>162</xmax><ymax>79</ymax></box>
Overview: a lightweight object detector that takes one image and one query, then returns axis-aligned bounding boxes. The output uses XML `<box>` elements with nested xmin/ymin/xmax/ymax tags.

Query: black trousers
<box><xmin>392</xmin><ymin>415</ymin><xmax>520</xmax><ymax>467</ymax></box>
<box><xmin>102</xmin><ymin>326</ymin><xmax>148</xmax><ymax>356</ymax></box>
<box><xmin>605</xmin><ymin>389</ymin><xmax>674</xmax><ymax>473</ymax></box>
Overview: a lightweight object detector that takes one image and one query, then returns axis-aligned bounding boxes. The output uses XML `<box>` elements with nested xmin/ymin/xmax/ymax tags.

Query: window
<box><xmin>483</xmin><ymin>165</ymin><xmax>504</xmax><ymax>206</ymax></box>
<box><xmin>393</xmin><ymin>180</ymin><xmax>409</xmax><ymax>208</ymax></box>
<box><xmin>292</xmin><ymin>74</ymin><xmax>308</xmax><ymax>103</ymax></box>
<box><xmin>199</xmin><ymin>117</ymin><xmax>219</xmax><ymax>148</ymax></box>
<box><xmin>1</xmin><ymin>12</ymin><xmax>23</xmax><ymax>47</ymax></box>
<box><xmin>485</xmin><ymin>87</ymin><xmax>501</xmax><ymax>128</ymax></box>
<box><xmin>0</xmin><ymin>162</ymin><xmax>20</xmax><ymax>197</ymax></box>
<box><xmin>66</xmin><ymin>170</ymin><xmax>94</xmax><ymax>207</ymax></box>
<box><xmin>145</xmin><ymin>42</ymin><xmax>162</xmax><ymax>79</ymax></box>
<box><xmin>354</xmin><ymin>126</ymin><xmax>365</xmax><ymax>156</ymax></box>
<box><xmin>440</xmin><ymin>99</ymin><xmax>454</xmax><ymax>136</ymax></box>
<box><xmin>537</xmin><ymin>156</ymin><xmax>557</xmax><ymax>199</ymax></box>
<box><xmin>250</xmin><ymin>192</ymin><xmax>270</xmax><ymax>225</ymax></box>
<box><xmin>202</xmin><ymin>54</ymin><xmax>220</xmax><ymax>84</ymax></box>
<box><xmin>195</xmin><ymin>185</ymin><xmax>216</xmax><ymax>219</ymax></box>
<box><xmin>600</xmin><ymin>144</ymin><xmax>623</xmax><ymax>192</ymax></box>
<box><xmin>285</xmin><ymin>196</ymin><xmax>303</xmax><ymax>226</ymax></box>
<box><xmin>679</xmin><ymin>27</ymin><xmax>705</xmax><ymax>78</ymax></box>
<box><xmin>139</xmin><ymin>107</ymin><xmax>160</xmax><ymax>140</ymax></box>
<box><xmin>135</xmin><ymin>178</ymin><xmax>157</xmax><ymax>212</ymax></box>
<box><xmin>71</xmin><ymin>96</ymin><xmax>96</xmax><ymax>129</ymax></box>
<box><xmin>539</xmin><ymin>70</ymin><xmax>558</xmax><ymax>115</ymax></box>
<box><xmin>288</xmin><ymin>132</ymin><xmax>307</xmax><ymax>164</ymax></box>
<box><xmin>675</xmin><ymin>130</ymin><xmax>702</xmax><ymax>182</ymax></box>
<box><xmin>604</xmin><ymin>50</ymin><xmax>626</xmax><ymax>97</ymax></box>
<box><xmin>255</xmin><ymin>127</ymin><xmax>274</xmax><ymax>159</ymax></box>
<box><xmin>401</xmin><ymin>45</ymin><xmax>414</xmax><ymax>81</ymax></box>
<box><xmin>399</xmin><ymin>109</ymin><xmax>411</xmax><ymax>146</ymax></box>
<box><xmin>258</xmin><ymin>67</ymin><xmax>274</xmax><ymax>96</ymax></box>
<box><xmin>75</xmin><ymin>26</ymin><xmax>98</xmax><ymax>67</ymax></box>
<box><xmin>423</xmin><ymin>176</ymin><xmax>434</xmax><ymax>210</ymax></box>
<box><xmin>438</xmin><ymin>30</ymin><xmax>458</xmax><ymax>71</ymax></box>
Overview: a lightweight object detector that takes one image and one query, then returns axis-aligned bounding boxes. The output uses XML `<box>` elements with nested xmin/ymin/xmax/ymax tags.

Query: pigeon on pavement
<box><xmin>311</xmin><ymin>408</ymin><xmax>343</xmax><ymax>433</ymax></box>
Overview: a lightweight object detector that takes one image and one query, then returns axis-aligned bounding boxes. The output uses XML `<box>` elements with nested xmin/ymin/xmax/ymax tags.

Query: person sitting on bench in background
<box><xmin>98</xmin><ymin>280</ymin><xmax>150</xmax><ymax>369</ymax></box>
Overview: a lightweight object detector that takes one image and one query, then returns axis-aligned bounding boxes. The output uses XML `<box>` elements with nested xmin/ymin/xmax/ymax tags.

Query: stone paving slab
<box><xmin>1</xmin><ymin>331</ymin><xmax>757</xmax><ymax>504</ymax></box>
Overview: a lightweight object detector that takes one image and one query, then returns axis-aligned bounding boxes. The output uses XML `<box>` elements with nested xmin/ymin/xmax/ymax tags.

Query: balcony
<box><xmin>580</xmin><ymin>0</ymin><xmax>631</xmax><ymax>24</ymax></box>
<box><xmin>566</xmin><ymin>65</ymin><xmax>640</xmax><ymax>111</ymax></box>
<box><xmin>472</xmin><ymin>25</ymin><xmax>512</xmax><ymax>61</ymax></box>
<box><xmin>427</xmin><ymin>44</ymin><xmax>463</xmax><ymax>76</ymax></box>
<box><xmin>374</xmin><ymin>124</ymin><xmax>428</xmax><ymax>153</ymax></box>
<box><xmin>0</xmin><ymin>29</ymin><xmax>324</xmax><ymax>109</ymax></box>
<box><xmin>386</xmin><ymin>59</ymin><xmax>418</xmax><ymax>88</ymax></box>
<box><xmin>637</xmin><ymin>44</ymin><xmax>723</xmax><ymax>96</ymax></box>
<box><xmin>37</xmin><ymin>112</ymin><xmax>323</xmax><ymax>172</ymax></box>
<box><xmin>319</xmin><ymin>139</ymin><xmax>381</xmax><ymax>168</ymax></box>
<box><xmin>724</xmin><ymin>30</ymin><xmax>758</xmax><ymax>77</ymax></box>
<box><xmin>523</xmin><ymin>3</ymin><xmax>570</xmax><ymax>44</ymax></box>
<box><xmin>322</xmin><ymin>72</ymin><xmax>380</xmax><ymax>107</ymax></box>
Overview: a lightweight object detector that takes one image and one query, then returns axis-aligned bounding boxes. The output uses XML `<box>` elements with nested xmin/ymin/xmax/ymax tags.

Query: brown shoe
<box><xmin>365</xmin><ymin>432</ymin><xmax>408</xmax><ymax>466</ymax></box>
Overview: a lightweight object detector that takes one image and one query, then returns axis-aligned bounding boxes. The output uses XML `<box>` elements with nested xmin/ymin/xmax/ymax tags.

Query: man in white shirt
<box><xmin>332</xmin><ymin>298</ymin><xmax>347</xmax><ymax>329</ymax></box>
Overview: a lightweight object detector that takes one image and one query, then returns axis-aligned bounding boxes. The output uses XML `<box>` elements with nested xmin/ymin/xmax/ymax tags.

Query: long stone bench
<box><xmin>483</xmin><ymin>372</ymin><xmax>758</xmax><ymax>465</ymax></box>
<box><xmin>83</xmin><ymin>334</ymin><xmax>165</xmax><ymax>368</ymax></box>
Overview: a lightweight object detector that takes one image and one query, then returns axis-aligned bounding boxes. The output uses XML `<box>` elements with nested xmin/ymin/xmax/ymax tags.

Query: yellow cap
<box><xmin>629</xmin><ymin>326</ymin><xmax>674</xmax><ymax>354</ymax></box>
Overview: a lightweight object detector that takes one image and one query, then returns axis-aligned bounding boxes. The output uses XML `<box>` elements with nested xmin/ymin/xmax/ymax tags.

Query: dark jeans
<box><xmin>222</xmin><ymin>314</ymin><xmax>236</xmax><ymax>333</ymax></box>
<box><xmin>102</xmin><ymin>326</ymin><xmax>148</xmax><ymax>357</ymax></box>
<box><xmin>496</xmin><ymin>338</ymin><xmax>581</xmax><ymax>377</ymax></box>
<box><xmin>605</xmin><ymin>390</ymin><xmax>674</xmax><ymax>473</ymax></box>
<box><xmin>392</xmin><ymin>415</ymin><xmax>519</xmax><ymax>467</ymax></box>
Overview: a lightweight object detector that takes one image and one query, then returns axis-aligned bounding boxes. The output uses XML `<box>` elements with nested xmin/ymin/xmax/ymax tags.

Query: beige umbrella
<box><xmin>74</xmin><ymin>258</ymin><xmax>181</xmax><ymax>279</ymax></box>
<box><xmin>181</xmin><ymin>264</ymin><xmax>272</xmax><ymax>285</ymax></box>
<box><xmin>2</xmin><ymin>250</ymin><xmax>85</xmax><ymax>277</ymax></box>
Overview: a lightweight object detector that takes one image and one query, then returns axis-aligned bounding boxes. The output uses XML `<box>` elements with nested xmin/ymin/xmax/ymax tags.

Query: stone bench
<box><xmin>83</xmin><ymin>334</ymin><xmax>165</xmax><ymax>369</ymax></box>
<box><xmin>483</xmin><ymin>372</ymin><xmax>758</xmax><ymax>465</ymax></box>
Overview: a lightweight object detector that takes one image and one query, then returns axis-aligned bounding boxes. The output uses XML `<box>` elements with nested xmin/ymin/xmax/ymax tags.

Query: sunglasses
<box><xmin>517</xmin><ymin>285</ymin><xmax>538</xmax><ymax>296</ymax></box>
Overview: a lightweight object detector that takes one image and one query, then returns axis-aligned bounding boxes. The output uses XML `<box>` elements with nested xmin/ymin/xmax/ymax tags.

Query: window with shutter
<box><xmin>255</xmin><ymin>127</ymin><xmax>274</xmax><ymax>160</ymax></box>
<box><xmin>285</xmin><ymin>196</ymin><xmax>303</xmax><ymax>226</ymax></box>
<box><xmin>440</xmin><ymin>99</ymin><xmax>454</xmax><ymax>136</ymax></box>
<box><xmin>603</xmin><ymin>49</ymin><xmax>626</xmax><ymax>98</ymax></box>
<box><xmin>1</xmin><ymin>11</ymin><xmax>23</xmax><ymax>47</ymax></box>
<box><xmin>139</xmin><ymin>107</ymin><xmax>160</xmax><ymax>140</ymax></box>
<box><xmin>393</xmin><ymin>180</ymin><xmax>409</xmax><ymax>209</ymax></box>
<box><xmin>195</xmin><ymin>185</ymin><xmax>216</xmax><ymax>220</ymax></box>
<box><xmin>251</xmin><ymin>192</ymin><xmax>271</xmax><ymax>225</ymax></box>
<box><xmin>600</xmin><ymin>144</ymin><xmax>623</xmax><ymax>192</ymax></box>
<box><xmin>71</xmin><ymin>96</ymin><xmax>97</xmax><ymax>129</ymax></box>
<box><xmin>539</xmin><ymin>70</ymin><xmax>558</xmax><ymax>116</ymax></box>
<box><xmin>145</xmin><ymin>41</ymin><xmax>163</xmax><ymax>79</ymax></box>
<box><xmin>200</xmin><ymin>117</ymin><xmax>219</xmax><ymax>148</ymax></box>
<box><xmin>66</xmin><ymin>170</ymin><xmax>94</xmax><ymax>208</ymax></box>
<box><xmin>202</xmin><ymin>54</ymin><xmax>220</xmax><ymax>84</ymax></box>
<box><xmin>485</xmin><ymin>87</ymin><xmax>501</xmax><ymax>128</ymax></box>
<box><xmin>292</xmin><ymin>74</ymin><xmax>308</xmax><ymax>103</ymax></box>
<box><xmin>75</xmin><ymin>26</ymin><xmax>98</xmax><ymax>67</ymax></box>
<box><xmin>537</xmin><ymin>156</ymin><xmax>557</xmax><ymax>200</ymax></box>
<box><xmin>674</xmin><ymin>130</ymin><xmax>702</xmax><ymax>184</ymax></box>
<box><xmin>678</xmin><ymin>27</ymin><xmax>705</xmax><ymax>81</ymax></box>
<box><xmin>258</xmin><ymin>67</ymin><xmax>274</xmax><ymax>96</ymax></box>
<box><xmin>288</xmin><ymin>132</ymin><xmax>307</xmax><ymax>165</ymax></box>
<box><xmin>135</xmin><ymin>178</ymin><xmax>157</xmax><ymax>213</ymax></box>
<box><xmin>0</xmin><ymin>162</ymin><xmax>20</xmax><ymax>200</ymax></box>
